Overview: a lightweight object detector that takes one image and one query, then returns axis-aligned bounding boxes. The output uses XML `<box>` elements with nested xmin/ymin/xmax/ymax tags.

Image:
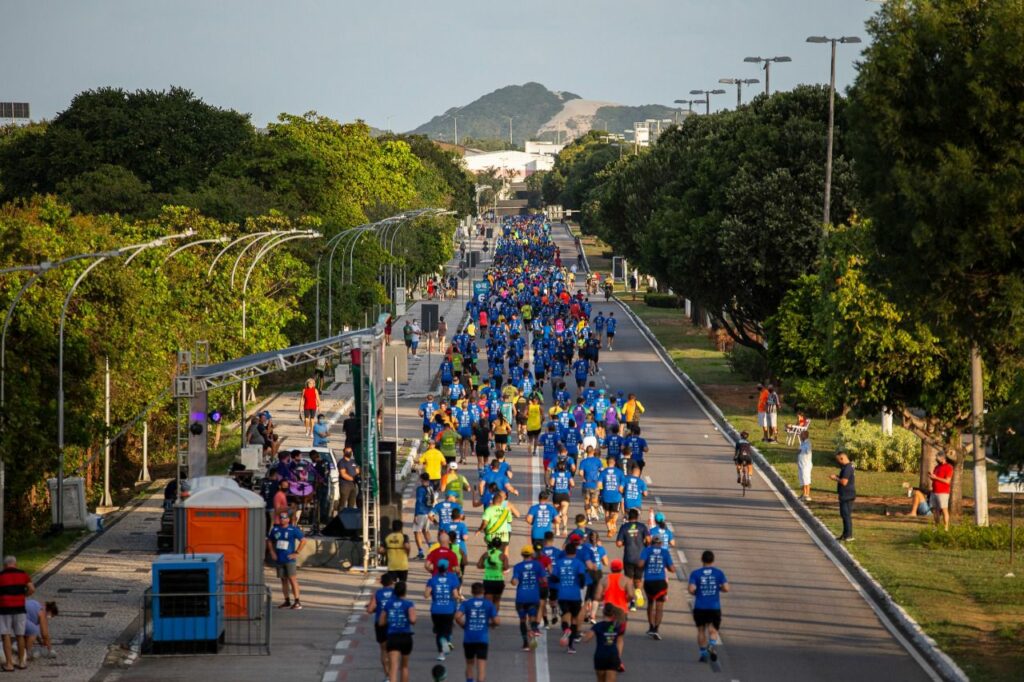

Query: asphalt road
<box><xmin>339</xmin><ymin>226</ymin><xmax>937</xmax><ymax>682</ymax></box>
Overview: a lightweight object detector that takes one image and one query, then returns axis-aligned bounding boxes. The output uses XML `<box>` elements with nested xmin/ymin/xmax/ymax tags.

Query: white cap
<box><xmin>448</xmin><ymin>461</ymin><xmax>458</xmax><ymax>470</ymax></box>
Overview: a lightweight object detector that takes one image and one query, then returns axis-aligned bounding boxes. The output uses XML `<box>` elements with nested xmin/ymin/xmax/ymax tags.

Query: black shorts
<box><xmin>527</xmin><ymin>429</ymin><xmax>541</xmax><ymax>438</ymax></box>
<box><xmin>595</xmin><ymin>654</ymin><xmax>622</xmax><ymax>671</ymax></box>
<box><xmin>602</xmin><ymin>501</ymin><xmax>620</xmax><ymax>513</ymax></box>
<box><xmin>692</xmin><ymin>608</ymin><xmax>722</xmax><ymax>629</ymax></box>
<box><xmin>623</xmin><ymin>562</ymin><xmax>643</xmax><ymax>580</ymax></box>
<box><xmin>643</xmin><ymin>579</ymin><xmax>669</xmax><ymax>602</ymax></box>
<box><xmin>576</xmin><ymin>378</ymin><xmax>586</xmax><ymax>388</ymax></box>
<box><xmin>539</xmin><ymin>586</ymin><xmax>550</xmax><ymax>601</ymax></box>
<box><xmin>558</xmin><ymin>599</ymin><xmax>582</xmax><ymax>618</ymax></box>
<box><xmin>386</xmin><ymin>633</ymin><xmax>413</xmax><ymax>654</ymax></box>
<box><xmin>483</xmin><ymin>580</ymin><xmax>505</xmax><ymax>597</ymax></box>
<box><xmin>303</xmin><ymin>408</ymin><xmax>317</xmax><ymax>419</ymax></box>
<box><xmin>431</xmin><ymin>612</ymin><xmax>455</xmax><ymax>636</ymax></box>
<box><xmin>734</xmin><ymin>455</ymin><xmax>753</xmax><ymax>466</ymax></box>
<box><xmin>547</xmin><ymin>585</ymin><xmax>560</xmax><ymax>602</ymax></box>
<box><xmin>552</xmin><ymin>492</ymin><xmax>570</xmax><ymax>506</ymax></box>
<box><xmin>387</xmin><ymin>570</ymin><xmax>408</xmax><ymax>584</ymax></box>
<box><xmin>585</xmin><ymin>571</ymin><xmax>603</xmax><ymax>601</ymax></box>
<box><xmin>495</xmin><ymin>434</ymin><xmax>509</xmax><ymax>445</ymax></box>
<box><xmin>516</xmin><ymin>415</ymin><xmax>528</xmax><ymax>425</ymax></box>
<box><xmin>375</xmin><ymin>623</ymin><xmax>388</xmax><ymax>644</ymax></box>
<box><xmin>463</xmin><ymin>642</ymin><xmax>489</xmax><ymax>660</ymax></box>
<box><xmin>607</xmin><ymin>332</ymin><xmax>616</xmax><ymax>339</ymax></box>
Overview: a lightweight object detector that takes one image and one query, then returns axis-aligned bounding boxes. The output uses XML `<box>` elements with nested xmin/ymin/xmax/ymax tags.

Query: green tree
<box><xmin>849</xmin><ymin>0</ymin><xmax>1024</xmax><ymax>521</ymax></box>
<box><xmin>55</xmin><ymin>164</ymin><xmax>158</xmax><ymax>216</ymax></box>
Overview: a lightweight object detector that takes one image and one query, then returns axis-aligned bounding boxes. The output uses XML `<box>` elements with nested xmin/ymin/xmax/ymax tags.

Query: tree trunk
<box><xmin>947</xmin><ymin>438</ymin><xmax>966</xmax><ymax>522</ymax></box>
<box><xmin>920</xmin><ymin>440</ymin><xmax>938</xmax><ymax>490</ymax></box>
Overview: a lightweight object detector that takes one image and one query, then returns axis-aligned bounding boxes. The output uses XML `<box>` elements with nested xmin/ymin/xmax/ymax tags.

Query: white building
<box><xmin>524</xmin><ymin>140</ymin><xmax>566</xmax><ymax>157</ymax></box>
<box><xmin>462</xmin><ymin>150</ymin><xmax>554</xmax><ymax>182</ymax></box>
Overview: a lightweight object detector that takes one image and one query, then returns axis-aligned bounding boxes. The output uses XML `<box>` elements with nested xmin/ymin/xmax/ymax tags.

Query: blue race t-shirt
<box><xmin>373</xmin><ymin>586</ymin><xmax>395</xmax><ymax>618</ymax></box>
<box><xmin>415</xmin><ymin>485</ymin><xmax>433</xmax><ymax>516</ymax></box>
<box><xmin>527</xmin><ymin>503</ymin><xmax>559</xmax><ymax>540</ymax></box>
<box><xmin>268</xmin><ymin>524</ymin><xmax>304</xmax><ymax>564</ymax></box>
<box><xmin>512</xmin><ymin>559</ymin><xmax>546</xmax><ymax>603</ymax></box>
<box><xmin>385</xmin><ymin>598</ymin><xmax>415</xmax><ymax>634</ymax></box>
<box><xmin>599</xmin><ymin>467</ymin><xmax>623</xmax><ymax>503</ymax></box>
<box><xmin>432</xmin><ymin>501</ymin><xmax>462</xmax><ymax>526</ymax></box>
<box><xmin>555</xmin><ymin>557</ymin><xmax>587</xmax><ymax>601</ymax></box>
<box><xmin>428</xmin><ymin>572</ymin><xmax>461</xmax><ymax>614</ymax></box>
<box><xmin>551</xmin><ymin>469</ymin><xmax>573</xmax><ymax>494</ymax></box>
<box><xmin>626</xmin><ymin>435</ymin><xmax>648</xmax><ymax>462</ymax></box>
<box><xmin>623</xmin><ymin>475</ymin><xmax>647</xmax><ymax>509</ymax></box>
<box><xmin>579</xmin><ymin>456</ymin><xmax>603</xmax><ymax>489</ymax></box>
<box><xmin>459</xmin><ymin>597</ymin><xmax>497</xmax><ymax>644</ymax></box>
<box><xmin>606</xmin><ymin>317</ymin><xmax>617</xmax><ymax>334</ymax></box>
<box><xmin>689</xmin><ymin>566</ymin><xmax>728</xmax><ymax>610</ymax></box>
<box><xmin>649</xmin><ymin>525</ymin><xmax>674</xmax><ymax>546</ymax></box>
<box><xmin>640</xmin><ymin>545</ymin><xmax>674</xmax><ymax>581</ymax></box>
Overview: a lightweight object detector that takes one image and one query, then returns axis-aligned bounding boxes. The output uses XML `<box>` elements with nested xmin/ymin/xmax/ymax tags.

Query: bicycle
<box><xmin>739</xmin><ymin>466</ymin><xmax>752</xmax><ymax>496</ymax></box>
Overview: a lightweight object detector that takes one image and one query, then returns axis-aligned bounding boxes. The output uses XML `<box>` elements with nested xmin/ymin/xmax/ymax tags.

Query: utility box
<box><xmin>334</xmin><ymin>363</ymin><xmax>351</xmax><ymax>384</ymax></box>
<box><xmin>47</xmin><ymin>477</ymin><xmax>87</xmax><ymax>529</ymax></box>
<box><xmin>150</xmin><ymin>553</ymin><xmax>225</xmax><ymax>653</ymax></box>
<box><xmin>421</xmin><ymin>304</ymin><xmax>439</xmax><ymax>334</ymax></box>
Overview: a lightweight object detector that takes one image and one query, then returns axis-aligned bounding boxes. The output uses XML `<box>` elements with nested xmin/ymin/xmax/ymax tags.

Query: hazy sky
<box><xmin>2</xmin><ymin>0</ymin><xmax>878</xmax><ymax>130</ymax></box>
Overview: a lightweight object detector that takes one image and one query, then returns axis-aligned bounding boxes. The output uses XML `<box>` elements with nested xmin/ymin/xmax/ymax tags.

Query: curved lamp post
<box><xmin>55</xmin><ymin>231</ymin><xmax>193</xmax><ymax>530</ymax></box>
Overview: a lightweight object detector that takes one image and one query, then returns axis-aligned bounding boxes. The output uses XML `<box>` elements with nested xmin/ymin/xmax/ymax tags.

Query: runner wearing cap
<box><xmin>511</xmin><ymin>545</ymin><xmax>547</xmax><ymax>651</ymax></box>
<box><xmin>441</xmin><ymin>462</ymin><xmax>471</xmax><ymax>505</ymax></box>
<box><xmin>638</xmin><ymin>534</ymin><xmax>675</xmax><ymax>640</ymax></box>
<box><xmin>649</xmin><ymin>512</ymin><xmax>676</xmax><ymax>547</ymax></box>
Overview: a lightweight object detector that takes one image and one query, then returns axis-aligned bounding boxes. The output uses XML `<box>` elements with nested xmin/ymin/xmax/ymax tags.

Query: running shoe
<box><xmin>443</xmin><ymin>637</ymin><xmax>453</xmax><ymax>653</ymax></box>
<box><xmin>646</xmin><ymin>628</ymin><xmax>656</xmax><ymax>638</ymax></box>
<box><xmin>651</xmin><ymin>631</ymin><xmax>662</xmax><ymax>641</ymax></box>
<box><xmin>567</xmin><ymin>646</ymin><xmax>577</xmax><ymax>655</ymax></box>
<box><xmin>699</xmin><ymin>652</ymin><xmax>709</xmax><ymax>663</ymax></box>
<box><xmin>635</xmin><ymin>589</ymin><xmax>646</xmax><ymax>608</ymax></box>
<box><xmin>436</xmin><ymin>652</ymin><xmax>446</xmax><ymax>661</ymax></box>
<box><xmin>522</xmin><ymin>644</ymin><xmax>531</xmax><ymax>652</ymax></box>
<box><xmin>415</xmin><ymin>551</ymin><xmax>425</xmax><ymax>560</ymax></box>
<box><xmin>290</xmin><ymin>600</ymin><xmax>303</xmax><ymax>610</ymax></box>
<box><xmin>277</xmin><ymin>600</ymin><xmax>292</xmax><ymax>609</ymax></box>
<box><xmin>559</xmin><ymin>629</ymin><xmax>570</xmax><ymax>648</ymax></box>
<box><xmin>708</xmin><ymin>643</ymin><xmax>718</xmax><ymax>662</ymax></box>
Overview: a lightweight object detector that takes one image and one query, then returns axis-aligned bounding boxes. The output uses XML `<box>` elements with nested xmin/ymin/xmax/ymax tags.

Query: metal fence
<box><xmin>140</xmin><ymin>582</ymin><xmax>271</xmax><ymax>656</ymax></box>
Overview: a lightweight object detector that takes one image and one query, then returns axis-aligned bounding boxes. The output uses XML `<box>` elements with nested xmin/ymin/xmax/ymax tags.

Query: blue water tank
<box><xmin>151</xmin><ymin>553</ymin><xmax>224</xmax><ymax>651</ymax></box>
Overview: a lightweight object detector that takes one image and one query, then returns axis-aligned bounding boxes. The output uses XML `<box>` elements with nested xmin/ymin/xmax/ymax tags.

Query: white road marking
<box><xmin>532</xmin><ymin>440</ymin><xmax>551</xmax><ymax>682</ymax></box>
<box><xmin>677</xmin><ymin>549</ymin><xmax>688</xmax><ymax>564</ymax></box>
<box><xmin>615</xmin><ymin>297</ymin><xmax>946</xmax><ymax>682</ymax></box>
<box><xmin>329</xmin><ymin>654</ymin><xmax>346</xmax><ymax>665</ymax></box>
<box><xmin>342</xmin><ymin>626</ymin><xmax>356</xmax><ymax>635</ymax></box>
<box><xmin>654</xmin><ymin>495</ymin><xmax>662</xmax><ymax>506</ymax></box>
<box><xmin>335</xmin><ymin>640</ymin><xmax>351</xmax><ymax>650</ymax></box>
<box><xmin>322</xmin><ymin>672</ymin><xmax>338</xmax><ymax>682</ymax></box>
<box><xmin>346</xmin><ymin>614</ymin><xmax>360</xmax><ymax>624</ymax></box>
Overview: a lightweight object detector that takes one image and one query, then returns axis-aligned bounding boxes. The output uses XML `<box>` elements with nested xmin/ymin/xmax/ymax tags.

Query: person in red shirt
<box><xmin>928</xmin><ymin>452</ymin><xmax>955</xmax><ymax>531</ymax></box>
<box><xmin>426</xmin><ymin>532</ymin><xmax>461</xmax><ymax>578</ymax></box>
<box><xmin>755</xmin><ymin>384</ymin><xmax>769</xmax><ymax>442</ymax></box>
<box><xmin>298</xmin><ymin>378</ymin><xmax>320</xmax><ymax>438</ymax></box>
<box><xmin>0</xmin><ymin>556</ymin><xmax>34</xmax><ymax>671</ymax></box>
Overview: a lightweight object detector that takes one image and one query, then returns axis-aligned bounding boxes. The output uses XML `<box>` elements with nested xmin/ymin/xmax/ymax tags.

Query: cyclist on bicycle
<box><xmin>733</xmin><ymin>431</ymin><xmax>754</xmax><ymax>486</ymax></box>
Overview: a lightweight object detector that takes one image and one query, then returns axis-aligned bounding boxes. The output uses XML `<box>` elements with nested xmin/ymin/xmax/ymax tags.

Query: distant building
<box><xmin>462</xmin><ymin>150</ymin><xmax>554</xmax><ymax>182</ymax></box>
<box><xmin>524</xmin><ymin>140</ymin><xmax>566</xmax><ymax>157</ymax></box>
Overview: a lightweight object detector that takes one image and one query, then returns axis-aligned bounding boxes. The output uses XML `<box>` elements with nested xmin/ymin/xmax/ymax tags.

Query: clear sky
<box><xmin>1</xmin><ymin>0</ymin><xmax>878</xmax><ymax>130</ymax></box>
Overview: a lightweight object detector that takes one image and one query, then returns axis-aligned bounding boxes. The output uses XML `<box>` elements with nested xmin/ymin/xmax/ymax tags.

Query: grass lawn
<box><xmin>620</xmin><ymin>295</ymin><xmax>1024</xmax><ymax>682</ymax></box>
<box><xmin>14</xmin><ymin>529</ymin><xmax>86</xmax><ymax>576</ymax></box>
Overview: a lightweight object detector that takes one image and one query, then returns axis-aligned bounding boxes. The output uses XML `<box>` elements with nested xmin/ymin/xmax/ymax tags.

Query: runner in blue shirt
<box><xmin>380</xmin><ymin>581</ymin><xmax>416</xmax><ymax>682</ymax></box>
<box><xmin>688</xmin><ymin>550</ymin><xmax>730</xmax><ymax>663</ymax></box>
<box><xmin>419</xmin><ymin>395</ymin><xmax>439</xmax><ymax>439</ymax></box>
<box><xmin>593</xmin><ymin>312</ymin><xmax>606</xmax><ymax>341</ymax></box>
<box><xmin>598</xmin><ymin>464</ymin><xmax>625</xmax><ymax>536</ymax></box>
<box><xmin>580</xmin><ymin>603</ymin><xmax>627</xmax><ymax>676</ymax></box>
<box><xmin>573</xmin><ymin>358</ymin><xmax>589</xmax><ymax>393</ymax></box>
<box><xmin>604</xmin><ymin>426</ymin><xmax>623</xmax><ymax>467</ymax></box>
<box><xmin>626</xmin><ymin>428</ymin><xmax>649</xmax><ymax>473</ymax></box>
<box><xmin>511</xmin><ymin>545</ymin><xmax>547</xmax><ymax>650</ymax></box>
<box><xmin>539</xmin><ymin>532</ymin><xmax>563</xmax><ymax>628</ymax></box>
<box><xmin>526</xmin><ymin>492</ymin><xmax>559</xmax><ymax>550</ymax></box>
<box><xmin>364</xmin><ymin>573</ymin><xmax>396</xmax><ymax>680</ymax></box>
<box><xmin>430</xmin><ymin>496</ymin><xmax>462</xmax><ymax>527</ymax></box>
<box><xmin>649</xmin><ymin>512</ymin><xmax>676</xmax><ymax>547</ymax></box>
<box><xmin>456</xmin><ymin>582</ymin><xmax>499</xmax><ymax>682</ymax></box>
<box><xmin>578</xmin><ymin>447</ymin><xmax>604</xmax><ymax>522</ymax></box>
<box><xmin>605</xmin><ymin>313</ymin><xmax>618</xmax><ymax>350</ymax></box>
<box><xmin>554</xmin><ymin>541</ymin><xmax>589</xmax><ymax>653</ymax></box>
<box><xmin>639</xmin><ymin>535</ymin><xmax>675</xmax><ymax>639</ymax></box>
<box><xmin>549</xmin><ymin>459</ymin><xmax>575</xmax><ymax>536</ymax></box>
<box><xmin>539</xmin><ymin>424</ymin><xmax>561</xmax><ymax>474</ymax></box>
<box><xmin>426</xmin><ymin>560</ymin><xmax>461</xmax><ymax>661</ymax></box>
<box><xmin>623</xmin><ymin>464</ymin><xmax>648</xmax><ymax>512</ymax></box>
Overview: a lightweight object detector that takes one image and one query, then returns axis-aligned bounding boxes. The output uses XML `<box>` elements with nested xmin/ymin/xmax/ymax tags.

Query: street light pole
<box><xmin>743</xmin><ymin>56</ymin><xmax>792</xmax><ymax>95</ymax></box>
<box><xmin>719</xmin><ymin>78</ymin><xmax>760</xmax><ymax>108</ymax></box>
<box><xmin>807</xmin><ymin>35</ymin><xmax>861</xmax><ymax>226</ymax></box>
<box><xmin>689</xmin><ymin>89</ymin><xmax>727</xmax><ymax>115</ymax></box>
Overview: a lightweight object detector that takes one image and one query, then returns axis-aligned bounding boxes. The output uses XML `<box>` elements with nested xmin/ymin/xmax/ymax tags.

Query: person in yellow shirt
<box><xmin>623</xmin><ymin>393</ymin><xmax>645</xmax><ymax>431</ymax></box>
<box><xmin>379</xmin><ymin>519</ymin><xmax>410</xmax><ymax>582</ymax></box>
<box><xmin>419</xmin><ymin>443</ymin><xmax>447</xmax><ymax>489</ymax></box>
<box><xmin>526</xmin><ymin>397</ymin><xmax>543</xmax><ymax>457</ymax></box>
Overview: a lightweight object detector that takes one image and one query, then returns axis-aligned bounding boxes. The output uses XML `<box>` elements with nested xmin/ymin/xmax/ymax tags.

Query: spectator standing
<box><xmin>299</xmin><ymin>378</ymin><xmax>321</xmax><ymax>438</ymax></box>
<box><xmin>267</xmin><ymin>512</ymin><xmax>306</xmax><ymax>610</ymax></box>
<box><xmin>755</xmin><ymin>384</ymin><xmax>769</xmax><ymax>442</ymax></box>
<box><xmin>797</xmin><ymin>430</ymin><xmax>813</xmax><ymax>501</ymax></box>
<box><xmin>342</xmin><ymin>411</ymin><xmax>362</xmax><ymax>452</ymax></box>
<box><xmin>764</xmin><ymin>385</ymin><xmax>781</xmax><ymax>442</ymax></box>
<box><xmin>403</xmin><ymin>320</ymin><xmax>414</xmax><ymax>354</ymax></box>
<box><xmin>312</xmin><ymin>414</ymin><xmax>330</xmax><ymax>447</ymax></box>
<box><xmin>338</xmin><ymin>447</ymin><xmax>360</xmax><ymax>509</ymax></box>
<box><xmin>437</xmin><ymin>316</ymin><xmax>448</xmax><ymax>347</ymax></box>
<box><xmin>411</xmin><ymin>321</ymin><xmax>422</xmax><ymax>356</ymax></box>
<box><xmin>0</xmin><ymin>555</ymin><xmax>33</xmax><ymax>671</ymax></box>
<box><xmin>928</xmin><ymin>451</ymin><xmax>954</xmax><ymax>531</ymax></box>
<box><xmin>829</xmin><ymin>452</ymin><xmax>856</xmax><ymax>542</ymax></box>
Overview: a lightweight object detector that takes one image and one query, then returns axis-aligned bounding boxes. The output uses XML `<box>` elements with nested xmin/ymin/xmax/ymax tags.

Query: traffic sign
<box><xmin>472</xmin><ymin>280</ymin><xmax>489</xmax><ymax>299</ymax></box>
<box><xmin>458</xmin><ymin>269</ymin><xmax>468</xmax><ymax>279</ymax></box>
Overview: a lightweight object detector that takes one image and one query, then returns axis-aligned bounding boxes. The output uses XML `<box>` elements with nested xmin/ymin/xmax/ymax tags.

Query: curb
<box><xmin>612</xmin><ymin>294</ymin><xmax>968</xmax><ymax>682</ymax></box>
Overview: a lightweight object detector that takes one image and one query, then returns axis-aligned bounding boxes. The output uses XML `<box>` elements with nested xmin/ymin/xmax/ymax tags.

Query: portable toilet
<box><xmin>150</xmin><ymin>553</ymin><xmax>225</xmax><ymax>653</ymax></box>
<box><xmin>175</xmin><ymin>477</ymin><xmax>265</xmax><ymax>618</ymax></box>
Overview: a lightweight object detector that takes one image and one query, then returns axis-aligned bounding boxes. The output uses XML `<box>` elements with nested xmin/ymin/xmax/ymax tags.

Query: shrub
<box><xmin>643</xmin><ymin>292</ymin><xmax>682</xmax><ymax>308</ymax></box>
<box><xmin>916</xmin><ymin>524</ymin><xmax>1022</xmax><ymax>551</ymax></box>
<box><xmin>726</xmin><ymin>345</ymin><xmax>769</xmax><ymax>382</ymax></box>
<box><xmin>833</xmin><ymin>418</ymin><xmax>919</xmax><ymax>472</ymax></box>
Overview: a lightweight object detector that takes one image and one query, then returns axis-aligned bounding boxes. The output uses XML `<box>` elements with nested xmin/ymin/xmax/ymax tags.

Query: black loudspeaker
<box><xmin>421</xmin><ymin>303</ymin><xmax>439</xmax><ymax>333</ymax></box>
<box><xmin>322</xmin><ymin>508</ymin><xmax>362</xmax><ymax>539</ymax></box>
<box><xmin>378</xmin><ymin>500</ymin><xmax>403</xmax><ymax>543</ymax></box>
<box><xmin>468</xmin><ymin>251</ymin><xmax>481</xmax><ymax>268</ymax></box>
<box><xmin>378</xmin><ymin>441</ymin><xmax>397</xmax><ymax>506</ymax></box>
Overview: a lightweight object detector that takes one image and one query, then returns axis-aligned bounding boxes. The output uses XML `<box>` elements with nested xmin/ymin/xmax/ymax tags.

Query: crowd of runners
<box><xmin>371</xmin><ymin>215</ymin><xmax>729</xmax><ymax>682</ymax></box>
